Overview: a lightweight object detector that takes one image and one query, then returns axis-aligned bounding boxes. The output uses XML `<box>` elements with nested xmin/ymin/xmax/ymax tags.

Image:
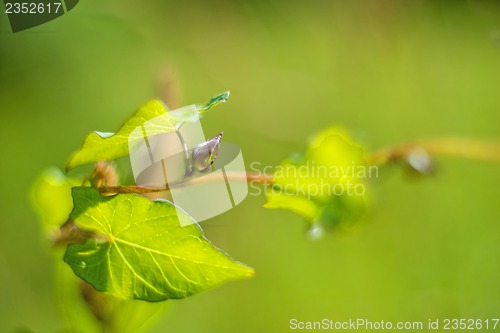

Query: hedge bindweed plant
<box><xmin>32</xmin><ymin>92</ymin><xmax>500</xmax><ymax>332</ymax></box>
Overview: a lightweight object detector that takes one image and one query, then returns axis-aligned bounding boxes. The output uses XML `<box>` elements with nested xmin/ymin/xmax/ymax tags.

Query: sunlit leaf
<box><xmin>264</xmin><ymin>127</ymin><xmax>369</xmax><ymax>232</ymax></box>
<box><xmin>64</xmin><ymin>187</ymin><xmax>254</xmax><ymax>302</ymax></box>
<box><xmin>66</xmin><ymin>92</ymin><xmax>231</xmax><ymax>171</ymax></box>
<box><xmin>66</xmin><ymin>100</ymin><xmax>172</xmax><ymax>171</ymax></box>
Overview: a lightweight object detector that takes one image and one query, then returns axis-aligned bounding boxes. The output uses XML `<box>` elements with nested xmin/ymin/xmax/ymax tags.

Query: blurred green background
<box><xmin>1</xmin><ymin>1</ymin><xmax>500</xmax><ymax>332</ymax></box>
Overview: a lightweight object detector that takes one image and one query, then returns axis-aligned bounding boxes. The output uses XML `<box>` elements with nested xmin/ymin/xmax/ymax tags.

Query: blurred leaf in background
<box><xmin>265</xmin><ymin>126</ymin><xmax>368</xmax><ymax>235</ymax></box>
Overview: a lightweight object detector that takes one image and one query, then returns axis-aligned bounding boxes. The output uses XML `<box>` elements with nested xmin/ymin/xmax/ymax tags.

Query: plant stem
<box><xmin>367</xmin><ymin>137</ymin><xmax>500</xmax><ymax>166</ymax></box>
<box><xmin>98</xmin><ymin>171</ymin><xmax>273</xmax><ymax>195</ymax></box>
<box><xmin>52</xmin><ymin>219</ymin><xmax>109</xmax><ymax>246</ymax></box>
<box><xmin>96</xmin><ymin>138</ymin><xmax>500</xmax><ymax>194</ymax></box>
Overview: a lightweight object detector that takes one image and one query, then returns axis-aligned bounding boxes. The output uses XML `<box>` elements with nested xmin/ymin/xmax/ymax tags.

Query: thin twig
<box><xmin>367</xmin><ymin>137</ymin><xmax>500</xmax><ymax>166</ymax></box>
<box><xmin>96</xmin><ymin>138</ymin><xmax>500</xmax><ymax>194</ymax></box>
<box><xmin>98</xmin><ymin>171</ymin><xmax>273</xmax><ymax>195</ymax></box>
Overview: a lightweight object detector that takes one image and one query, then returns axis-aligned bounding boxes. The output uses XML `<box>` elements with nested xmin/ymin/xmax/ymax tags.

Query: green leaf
<box><xmin>264</xmin><ymin>127</ymin><xmax>369</xmax><ymax>232</ymax></box>
<box><xmin>66</xmin><ymin>100</ymin><xmax>172</xmax><ymax>171</ymax></box>
<box><xmin>64</xmin><ymin>187</ymin><xmax>254</xmax><ymax>302</ymax></box>
<box><xmin>31</xmin><ymin>167</ymin><xmax>80</xmax><ymax>228</ymax></box>
<box><xmin>198</xmin><ymin>91</ymin><xmax>230</xmax><ymax>112</ymax></box>
<box><xmin>66</xmin><ymin>92</ymin><xmax>231</xmax><ymax>171</ymax></box>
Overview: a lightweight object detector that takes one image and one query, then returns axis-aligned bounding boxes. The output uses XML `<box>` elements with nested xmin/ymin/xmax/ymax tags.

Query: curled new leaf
<box><xmin>198</xmin><ymin>91</ymin><xmax>230</xmax><ymax>112</ymax></box>
<box><xmin>265</xmin><ymin>127</ymin><xmax>372</xmax><ymax>233</ymax></box>
<box><xmin>64</xmin><ymin>187</ymin><xmax>254</xmax><ymax>302</ymax></box>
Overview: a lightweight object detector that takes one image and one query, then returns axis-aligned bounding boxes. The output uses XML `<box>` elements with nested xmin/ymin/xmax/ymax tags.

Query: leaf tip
<box><xmin>199</xmin><ymin>91</ymin><xmax>231</xmax><ymax>112</ymax></box>
<box><xmin>246</xmin><ymin>266</ymin><xmax>256</xmax><ymax>277</ymax></box>
<box><xmin>234</xmin><ymin>263</ymin><xmax>256</xmax><ymax>280</ymax></box>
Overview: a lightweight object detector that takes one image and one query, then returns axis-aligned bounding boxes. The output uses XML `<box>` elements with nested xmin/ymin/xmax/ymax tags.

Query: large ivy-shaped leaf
<box><xmin>66</xmin><ymin>92</ymin><xmax>230</xmax><ymax>171</ymax></box>
<box><xmin>265</xmin><ymin>127</ymin><xmax>370</xmax><ymax>233</ymax></box>
<box><xmin>64</xmin><ymin>187</ymin><xmax>253</xmax><ymax>302</ymax></box>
